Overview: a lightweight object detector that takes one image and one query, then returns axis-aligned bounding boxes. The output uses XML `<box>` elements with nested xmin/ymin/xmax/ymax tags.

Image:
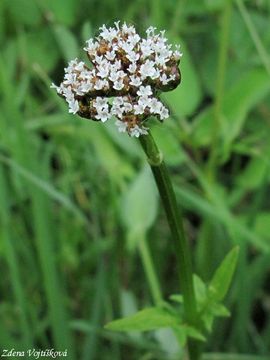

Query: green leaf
<box><xmin>209</xmin><ymin>246</ymin><xmax>239</xmax><ymax>302</ymax></box>
<box><xmin>162</xmin><ymin>37</ymin><xmax>202</xmax><ymax>117</ymax></box>
<box><xmin>211</xmin><ymin>303</ymin><xmax>230</xmax><ymax>318</ymax></box>
<box><xmin>254</xmin><ymin>213</ymin><xmax>270</xmax><ymax>240</ymax></box>
<box><xmin>192</xmin><ymin>68</ymin><xmax>270</xmax><ymax>147</ymax></box>
<box><xmin>53</xmin><ymin>25</ymin><xmax>79</xmax><ymax>62</ymax></box>
<box><xmin>173</xmin><ymin>324</ymin><xmax>206</xmax><ymax>346</ymax></box>
<box><xmin>169</xmin><ymin>294</ymin><xmax>183</xmax><ymax>304</ymax></box>
<box><xmin>81</xmin><ymin>21</ymin><xmax>93</xmax><ymax>43</ymax></box>
<box><xmin>202</xmin><ymin>311</ymin><xmax>214</xmax><ymax>332</ymax></box>
<box><xmin>105</xmin><ymin>307</ymin><xmax>178</xmax><ymax>332</ymax></box>
<box><xmin>202</xmin><ymin>354</ymin><xmax>269</xmax><ymax>360</ymax></box>
<box><xmin>7</xmin><ymin>0</ymin><xmax>42</xmax><ymax>27</ymax></box>
<box><xmin>45</xmin><ymin>0</ymin><xmax>78</xmax><ymax>26</ymax></box>
<box><xmin>236</xmin><ymin>157</ymin><xmax>268</xmax><ymax>190</ymax></box>
<box><xmin>24</xmin><ymin>29</ymin><xmax>59</xmax><ymax>72</ymax></box>
<box><xmin>151</xmin><ymin>122</ymin><xmax>186</xmax><ymax>166</ymax></box>
<box><xmin>185</xmin><ymin>325</ymin><xmax>206</xmax><ymax>342</ymax></box>
<box><xmin>193</xmin><ymin>274</ymin><xmax>207</xmax><ymax>308</ymax></box>
<box><xmin>122</xmin><ymin>166</ymin><xmax>158</xmax><ymax>249</ymax></box>
<box><xmin>205</xmin><ymin>0</ymin><xmax>226</xmax><ymax>11</ymax></box>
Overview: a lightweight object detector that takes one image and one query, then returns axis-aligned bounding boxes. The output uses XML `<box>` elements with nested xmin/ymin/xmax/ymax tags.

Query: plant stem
<box><xmin>139</xmin><ymin>131</ymin><xmax>199</xmax><ymax>359</ymax></box>
<box><xmin>236</xmin><ymin>0</ymin><xmax>270</xmax><ymax>77</ymax></box>
<box><xmin>138</xmin><ymin>233</ymin><xmax>163</xmax><ymax>305</ymax></box>
<box><xmin>207</xmin><ymin>0</ymin><xmax>232</xmax><ymax>180</ymax></box>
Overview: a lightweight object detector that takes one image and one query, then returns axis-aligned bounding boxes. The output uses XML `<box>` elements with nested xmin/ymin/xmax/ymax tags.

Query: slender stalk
<box><xmin>207</xmin><ymin>0</ymin><xmax>232</xmax><ymax>180</ymax></box>
<box><xmin>138</xmin><ymin>233</ymin><xmax>163</xmax><ymax>305</ymax></box>
<box><xmin>236</xmin><ymin>0</ymin><xmax>270</xmax><ymax>77</ymax></box>
<box><xmin>139</xmin><ymin>131</ymin><xmax>199</xmax><ymax>359</ymax></box>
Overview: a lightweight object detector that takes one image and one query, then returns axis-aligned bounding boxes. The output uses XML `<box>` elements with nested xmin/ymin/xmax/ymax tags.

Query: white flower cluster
<box><xmin>51</xmin><ymin>22</ymin><xmax>182</xmax><ymax>137</ymax></box>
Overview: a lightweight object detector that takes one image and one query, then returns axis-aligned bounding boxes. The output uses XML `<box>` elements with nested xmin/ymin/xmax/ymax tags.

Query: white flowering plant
<box><xmin>51</xmin><ymin>22</ymin><xmax>239</xmax><ymax>360</ymax></box>
<box><xmin>51</xmin><ymin>22</ymin><xmax>182</xmax><ymax>137</ymax></box>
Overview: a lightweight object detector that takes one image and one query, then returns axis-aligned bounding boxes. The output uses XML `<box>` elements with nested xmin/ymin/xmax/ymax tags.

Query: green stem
<box><xmin>138</xmin><ymin>233</ymin><xmax>163</xmax><ymax>305</ymax></box>
<box><xmin>207</xmin><ymin>0</ymin><xmax>232</xmax><ymax>180</ymax></box>
<box><xmin>236</xmin><ymin>0</ymin><xmax>270</xmax><ymax>77</ymax></box>
<box><xmin>139</xmin><ymin>131</ymin><xmax>199</xmax><ymax>359</ymax></box>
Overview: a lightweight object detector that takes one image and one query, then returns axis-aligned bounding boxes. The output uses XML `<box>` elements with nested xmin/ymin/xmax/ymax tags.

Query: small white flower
<box><xmin>99</xmin><ymin>24</ymin><xmax>118</xmax><ymax>41</ymax></box>
<box><xmin>117</xmin><ymin>70</ymin><xmax>126</xmax><ymax>79</ymax></box>
<box><xmin>127</xmin><ymin>63</ymin><xmax>137</xmax><ymax>74</ymax></box>
<box><xmin>130</xmin><ymin>124</ymin><xmax>148</xmax><ymax>137</ymax></box>
<box><xmin>68</xmin><ymin>98</ymin><xmax>79</xmax><ymax>114</ymax></box>
<box><xmin>76</xmin><ymin>83</ymin><xmax>91</xmax><ymax>95</ymax></box>
<box><xmin>95</xmin><ymin>97</ymin><xmax>109</xmax><ymax>109</ymax></box>
<box><xmin>94</xmin><ymin>79</ymin><xmax>108</xmax><ymax>90</ymax></box>
<box><xmin>138</xmin><ymin>95</ymin><xmax>152</xmax><ymax>108</ymax></box>
<box><xmin>62</xmin><ymin>86</ymin><xmax>73</xmax><ymax>100</ymax></box>
<box><xmin>129</xmin><ymin>75</ymin><xmax>142</xmax><ymax>87</ymax></box>
<box><xmin>137</xmin><ymin>85</ymin><xmax>152</xmax><ymax>97</ymax></box>
<box><xmin>122</xmin><ymin>42</ymin><xmax>134</xmax><ymax>54</ymax></box>
<box><xmin>128</xmin><ymin>33</ymin><xmax>140</xmax><ymax>46</ymax></box>
<box><xmin>50</xmin><ymin>83</ymin><xmax>60</xmax><ymax>93</ymax></box>
<box><xmin>63</xmin><ymin>73</ymin><xmax>77</xmax><ymax>85</ymax></box>
<box><xmin>139</xmin><ymin>60</ymin><xmax>156</xmax><ymax>79</ymax></box>
<box><xmin>146</xmin><ymin>26</ymin><xmax>157</xmax><ymax>38</ymax></box>
<box><xmin>168</xmin><ymin>74</ymin><xmax>176</xmax><ymax>82</ymax></box>
<box><xmin>123</xmin><ymin>101</ymin><xmax>133</xmax><ymax>113</ymax></box>
<box><xmin>94</xmin><ymin>55</ymin><xmax>103</xmax><ymax>65</ymax></box>
<box><xmin>105</xmin><ymin>50</ymin><xmax>116</xmax><ymax>61</ymax></box>
<box><xmin>134</xmin><ymin>103</ymin><xmax>145</xmax><ymax>115</ymax></box>
<box><xmin>159</xmin><ymin>106</ymin><xmax>169</xmax><ymax>120</ymax></box>
<box><xmin>97</xmin><ymin>61</ymin><xmax>110</xmax><ymax>78</ymax></box>
<box><xmin>111</xmin><ymin>107</ymin><xmax>123</xmax><ymax>117</ymax></box>
<box><xmin>96</xmin><ymin>108</ymin><xmax>111</xmax><ymax>122</ymax></box>
<box><xmin>84</xmin><ymin>39</ymin><xmax>98</xmax><ymax>53</ymax></box>
<box><xmin>113</xmin><ymin>97</ymin><xmax>124</xmax><ymax>107</ymax></box>
<box><xmin>174</xmin><ymin>45</ymin><xmax>183</xmax><ymax>60</ymax></box>
<box><xmin>122</xmin><ymin>22</ymin><xmax>136</xmax><ymax>35</ymax></box>
<box><xmin>140</xmin><ymin>39</ymin><xmax>154</xmax><ymax>58</ymax></box>
<box><xmin>126</xmin><ymin>51</ymin><xmax>140</xmax><ymax>63</ymax></box>
<box><xmin>149</xmin><ymin>98</ymin><xmax>163</xmax><ymax>114</ymax></box>
<box><xmin>109</xmin><ymin>70</ymin><xmax>119</xmax><ymax>82</ymax></box>
<box><xmin>113</xmin><ymin>79</ymin><xmax>124</xmax><ymax>90</ymax></box>
<box><xmin>160</xmin><ymin>73</ymin><xmax>170</xmax><ymax>85</ymax></box>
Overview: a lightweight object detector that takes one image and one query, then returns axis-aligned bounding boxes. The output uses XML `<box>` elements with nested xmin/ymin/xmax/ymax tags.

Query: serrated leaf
<box><xmin>105</xmin><ymin>307</ymin><xmax>178</xmax><ymax>332</ymax></box>
<box><xmin>209</xmin><ymin>246</ymin><xmax>239</xmax><ymax>302</ymax></box>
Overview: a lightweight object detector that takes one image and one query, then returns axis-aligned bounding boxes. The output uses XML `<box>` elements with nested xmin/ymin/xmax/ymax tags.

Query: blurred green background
<box><xmin>0</xmin><ymin>0</ymin><xmax>270</xmax><ymax>359</ymax></box>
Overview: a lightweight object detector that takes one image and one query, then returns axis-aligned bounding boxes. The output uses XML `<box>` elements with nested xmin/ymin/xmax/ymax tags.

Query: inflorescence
<box><xmin>51</xmin><ymin>22</ymin><xmax>182</xmax><ymax>137</ymax></box>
